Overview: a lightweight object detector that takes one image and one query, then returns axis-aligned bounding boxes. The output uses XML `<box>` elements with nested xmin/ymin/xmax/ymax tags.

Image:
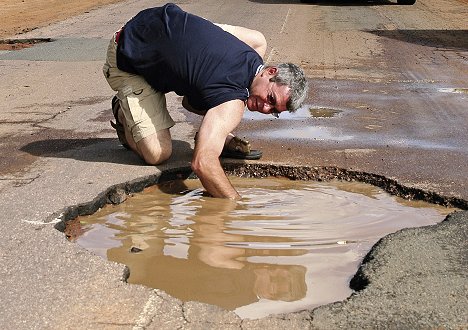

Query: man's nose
<box><xmin>263</xmin><ymin>103</ymin><xmax>273</xmax><ymax>111</ymax></box>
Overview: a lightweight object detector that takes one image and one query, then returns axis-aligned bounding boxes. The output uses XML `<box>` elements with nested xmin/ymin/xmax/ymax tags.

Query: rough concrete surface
<box><xmin>312</xmin><ymin>211</ymin><xmax>468</xmax><ymax>329</ymax></box>
<box><xmin>0</xmin><ymin>0</ymin><xmax>467</xmax><ymax>329</ymax></box>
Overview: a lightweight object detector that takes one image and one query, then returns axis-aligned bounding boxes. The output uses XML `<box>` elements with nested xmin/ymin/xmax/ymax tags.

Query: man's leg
<box><xmin>137</xmin><ymin>131</ymin><xmax>173</xmax><ymax>165</ymax></box>
<box><xmin>115</xmin><ymin>94</ymin><xmax>174</xmax><ymax>165</ymax></box>
<box><xmin>103</xmin><ymin>35</ymin><xmax>174</xmax><ymax>165</ymax></box>
<box><xmin>116</xmin><ymin>107</ymin><xmax>172</xmax><ymax>164</ymax></box>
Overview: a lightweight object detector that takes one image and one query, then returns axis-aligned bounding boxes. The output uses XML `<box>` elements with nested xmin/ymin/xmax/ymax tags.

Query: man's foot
<box><xmin>193</xmin><ymin>133</ymin><xmax>262</xmax><ymax>160</ymax></box>
<box><xmin>110</xmin><ymin>96</ymin><xmax>130</xmax><ymax>149</ymax></box>
<box><xmin>221</xmin><ymin>136</ymin><xmax>263</xmax><ymax>160</ymax></box>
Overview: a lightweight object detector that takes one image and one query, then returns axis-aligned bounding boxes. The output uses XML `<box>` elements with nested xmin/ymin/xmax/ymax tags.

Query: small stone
<box><xmin>130</xmin><ymin>247</ymin><xmax>143</xmax><ymax>253</ymax></box>
<box><xmin>108</xmin><ymin>188</ymin><xmax>127</xmax><ymax>204</ymax></box>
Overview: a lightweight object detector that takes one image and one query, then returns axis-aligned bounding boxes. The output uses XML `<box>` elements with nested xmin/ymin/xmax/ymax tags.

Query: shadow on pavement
<box><xmin>367</xmin><ymin>29</ymin><xmax>468</xmax><ymax>50</ymax></box>
<box><xmin>20</xmin><ymin>138</ymin><xmax>193</xmax><ymax>165</ymax></box>
<box><xmin>248</xmin><ymin>0</ymin><xmax>397</xmax><ymax>6</ymax></box>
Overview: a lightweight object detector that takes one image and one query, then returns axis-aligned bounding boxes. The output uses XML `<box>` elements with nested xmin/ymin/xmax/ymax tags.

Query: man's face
<box><xmin>247</xmin><ymin>67</ymin><xmax>290</xmax><ymax>116</ymax></box>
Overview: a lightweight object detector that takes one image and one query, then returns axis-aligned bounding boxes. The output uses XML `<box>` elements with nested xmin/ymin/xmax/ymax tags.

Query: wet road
<box><xmin>226</xmin><ymin>0</ymin><xmax>468</xmax><ymax>199</ymax></box>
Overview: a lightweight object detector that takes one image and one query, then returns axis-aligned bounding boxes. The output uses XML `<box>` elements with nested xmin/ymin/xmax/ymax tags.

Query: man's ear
<box><xmin>266</xmin><ymin>66</ymin><xmax>278</xmax><ymax>76</ymax></box>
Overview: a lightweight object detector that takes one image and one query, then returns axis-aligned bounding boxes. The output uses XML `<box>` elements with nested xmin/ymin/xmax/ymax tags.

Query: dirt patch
<box><xmin>0</xmin><ymin>0</ymin><xmax>124</xmax><ymax>39</ymax></box>
<box><xmin>0</xmin><ymin>38</ymin><xmax>52</xmax><ymax>51</ymax></box>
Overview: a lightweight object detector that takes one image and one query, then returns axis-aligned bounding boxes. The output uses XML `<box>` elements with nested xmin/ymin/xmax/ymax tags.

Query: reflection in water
<box><xmin>74</xmin><ymin>177</ymin><xmax>455</xmax><ymax>319</ymax></box>
<box><xmin>243</xmin><ymin>104</ymin><xmax>345</xmax><ymax>120</ymax></box>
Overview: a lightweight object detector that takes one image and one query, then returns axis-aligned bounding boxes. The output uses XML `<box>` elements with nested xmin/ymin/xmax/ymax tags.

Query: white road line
<box><xmin>280</xmin><ymin>8</ymin><xmax>291</xmax><ymax>34</ymax></box>
<box><xmin>266</xmin><ymin>47</ymin><xmax>275</xmax><ymax>64</ymax></box>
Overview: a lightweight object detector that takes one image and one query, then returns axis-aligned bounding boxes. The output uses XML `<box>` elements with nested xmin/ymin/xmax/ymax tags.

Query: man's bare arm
<box><xmin>191</xmin><ymin>99</ymin><xmax>245</xmax><ymax>199</ymax></box>
<box><xmin>214</xmin><ymin>23</ymin><xmax>267</xmax><ymax>59</ymax></box>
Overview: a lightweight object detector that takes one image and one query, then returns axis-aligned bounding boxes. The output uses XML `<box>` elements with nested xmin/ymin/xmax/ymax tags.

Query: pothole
<box><xmin>0</xmin><ymin>38</ymin><xmax>52</xmax><ymax>51</ymax></box>
<box><xmin>61</xmin><ymin>167</ymin><xmax>460</xmax><ymax>320</ymax></box>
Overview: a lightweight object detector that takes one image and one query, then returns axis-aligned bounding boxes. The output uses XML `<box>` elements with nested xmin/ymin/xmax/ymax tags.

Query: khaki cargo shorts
<box><xmin>102</xmin><ymin>35</ymin><xmax>175</xmax><ymax>143</ymax></box>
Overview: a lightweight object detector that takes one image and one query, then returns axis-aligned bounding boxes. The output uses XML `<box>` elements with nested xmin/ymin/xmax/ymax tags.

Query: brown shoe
<box><xmin>221</xmin><ymin>136</ymin><xmax>262</xmax><ymax>160</ymax></box>
<box><xmin>110</xmin><ymin>96</ymin><xmax>130</xmax><ymax>149</ymax></box>
<box><xmin>194</xmin><ymin>133</ymin><xmax>262</xmax><ymax>160</ymax></box>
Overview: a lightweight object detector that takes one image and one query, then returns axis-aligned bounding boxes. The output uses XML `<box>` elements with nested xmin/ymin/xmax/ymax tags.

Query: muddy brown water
<box><xmin>73</xmin><ymin>177</ymin><xmax>455</xmax><ymax>319</ymax></box>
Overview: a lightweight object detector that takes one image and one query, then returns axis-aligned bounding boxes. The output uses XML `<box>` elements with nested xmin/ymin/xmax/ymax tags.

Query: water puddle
<box><xmin>383</xmin><ymin>137</ymin><xmax>458</xmax><ymax>150</ymax></box>
<box><xmin>70</xmin><ymin>177</ymin><xmax>455</xmax><ymax>319</ymax></box>
<box><xmin>243</xmin><ymin>104</ymin><xmax>344</xmax><ymax>120</ymax></box>
<box><xmin>252</xmin><ymin>125</ymin><xmax>458</xmax><ymax>150</ymax></box>
<box><xmin>309</xmin><ymin>107</ymin><xmax>343</xmax><ymax>118</ymax></box>
<box><xmin>254</xmin><ymin>126</ymin><xmax>354</xmax><ymax>141</ymax></box>
<box><xmin>437</xmin><ymin>87</ymin><xmax>468</xmax><ymax>94</ymax></box>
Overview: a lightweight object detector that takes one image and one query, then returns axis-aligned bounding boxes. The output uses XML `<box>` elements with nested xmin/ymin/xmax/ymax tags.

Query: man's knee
<box><xmin>142</xmin><ymin>145</ymin><xmax>172</xmax><ymax>165</ymax></box>
<box><xmin>137</xmin><ymin>129</ymin><xmax>173</xmax><ymax>165</ymax></box>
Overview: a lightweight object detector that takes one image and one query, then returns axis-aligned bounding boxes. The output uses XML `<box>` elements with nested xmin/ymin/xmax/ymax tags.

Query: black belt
<box><xmin>115</xmin><ymin>28</ymin><xmax>123</xmax><ymax>44</ymax></box>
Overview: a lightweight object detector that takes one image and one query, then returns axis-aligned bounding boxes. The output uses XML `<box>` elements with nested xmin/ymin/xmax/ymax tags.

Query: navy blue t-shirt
<box><xmin>116</xmin><ymin>3</ymin><xmax>263</xmax><ymax>112</ymax></box>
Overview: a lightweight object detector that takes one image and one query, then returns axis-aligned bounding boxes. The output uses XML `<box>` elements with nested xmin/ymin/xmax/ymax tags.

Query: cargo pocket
<box><xmin>118</xmin><ymin>85</ymin><xmax>151</xmax><ymax>126</ymax></box>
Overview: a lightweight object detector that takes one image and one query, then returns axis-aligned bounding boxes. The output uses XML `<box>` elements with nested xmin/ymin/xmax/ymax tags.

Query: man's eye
<box><xmin>268</xmin><ymin>95</ymin><xmax>275</xmax><ymax>104</ymax></box>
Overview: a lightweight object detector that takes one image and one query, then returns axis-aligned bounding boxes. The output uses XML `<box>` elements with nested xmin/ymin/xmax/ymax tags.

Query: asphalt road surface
<box><xmin>0</xmin><ymin>0</ymin><xmax>466</xmax><ymax>328</ymax></box>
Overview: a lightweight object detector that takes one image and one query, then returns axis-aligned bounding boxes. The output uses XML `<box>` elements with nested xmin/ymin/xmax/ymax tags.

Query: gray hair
<box><xmin>269</xmin><ymin>63</ymin><xmax>308</xmax><ymax>112</ymax></box>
